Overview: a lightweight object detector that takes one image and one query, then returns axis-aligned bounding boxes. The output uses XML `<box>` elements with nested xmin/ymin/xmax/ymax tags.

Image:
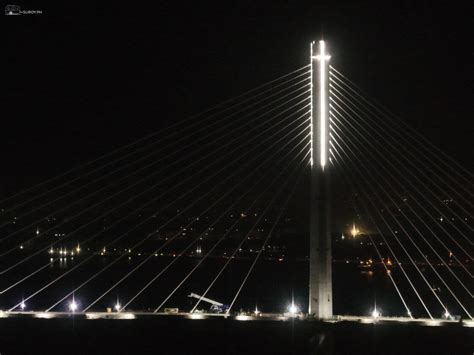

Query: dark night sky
<box><xmin>2</xmin><ymin>1</ymin><xmax>472</xmax><ymax>195</ymax></box>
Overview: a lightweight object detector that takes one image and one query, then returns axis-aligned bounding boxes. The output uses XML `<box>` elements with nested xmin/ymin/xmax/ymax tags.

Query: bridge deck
<box><xmin>1</xmin><ymin>311</ymin><xmax>472</xmax><ymax>327</ymax></box>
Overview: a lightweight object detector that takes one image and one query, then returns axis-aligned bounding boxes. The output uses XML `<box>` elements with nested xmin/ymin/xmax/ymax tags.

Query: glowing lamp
<box><xmin>371</xmin><ymin>308</ymin><xmax>381</xmax><ymax>319</ymax></box>
<box><xmin>69</xmin><ymin>300</ymin><xmax>78</xmax><ymax>312</ymax></box>
<box><xmin>288</xmin><ymin>303</ymin><xmax>299</xmax><ymax>315</ymax></box>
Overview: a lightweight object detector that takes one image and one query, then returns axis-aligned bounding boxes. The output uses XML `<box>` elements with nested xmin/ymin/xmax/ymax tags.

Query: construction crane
<box><xmin>188</xmin><ymin>293</ymin><xmax>228</xmax><ymax>313</ymax></box>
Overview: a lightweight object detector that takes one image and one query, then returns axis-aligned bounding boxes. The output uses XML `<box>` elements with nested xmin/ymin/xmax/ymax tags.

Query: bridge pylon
<box><xmin>309</xmin><ymin>40</ymin><xmax>332</xmax><ymax>319</ymax></box>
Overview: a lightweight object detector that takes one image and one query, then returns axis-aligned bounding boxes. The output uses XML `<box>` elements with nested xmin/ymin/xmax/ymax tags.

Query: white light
<box><xmin>188</xmin><ymin>313</ymin><xmax>205</xmax><ymax>320</ymax></box>
<box><xmin>118</xmin><ymin>312</ymin><xmax>135</xmax><ymax>320</ymax></box>
<box><xmin>444</xmin><ymin>310</ymin><xmax>450</xmax><ymax>319</ymax></box>
<box><xmin>20</xmin><ymin>301</ymin><xmax>26</xmax><ymax>310</ymax></box>
<box><xmin>371</xmin><ymin>308</ymin><xmax>381</xmax><ymax>319</ymax></box>
<box><xmin>316</xmin><ymin>40</ymin><xmax>330</xmax><ymax>168</ymax></box>
<box><xmin>85</xmin><ymin>313</ymin><xmax>101</xmax><ymax>319</ymax></box>
<box><xmin>463</xmin><ymin>320</ymin><xmax>474</xmax><ymax>327</ymax></box>
<box><xmin>35</xmin><ymin>312</ymin><xmax>54</xmax><ymax>319</ymax></box>
<box><xmin>310</xmin><ymin>42</ymin><xmax>314</xmax><ymax>167</ymax></box>
<box><xmin>115</xmin><ymin>302</ymin><xmax>121</xmax><ymax>312</ymax></box>
<box><xmin>351</xmin><ymin>223</ymin><xmax>359</xmax><ymax>238</ymax></box>
<box><xmin>69</xmin><ymin>299</ymin><xmax>78</xmax><ymax>312</ymax></box>
<box><xmin>288</xmin><ymin>303</ymin><xmax>299</xmax><ymax>315</ymax></box>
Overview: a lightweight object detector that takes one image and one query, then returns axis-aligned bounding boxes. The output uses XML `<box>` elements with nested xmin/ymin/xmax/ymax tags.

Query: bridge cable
<box><xmin>0</xmin><ymin>76</ymin><xmax>311</xmax><ymax>244</ymax></box>
<box><xmin>80</xmin><ymin>120</ymin><xmax>311</xmax><ymax>312</ymax></box>
<box><xmin>45</xmin><ymin>129</ymin><xmax>310</xmax><ymax>312</ymax></box>
<box><xmin>0</xmin><ymin>65</ymin><xmax>310</xmax><ymax>208</ymax></box>
<box><xmin>330</xmin><ymin>148</ymin><xmax>414</xmax><ymax>318</ymax></box>
<box><xmin>0</xmin><ymin>72</ymin><xmax>311</xmax><ymax>237</ymax></box>
<box><xmin>0</xmin><ymin>88</ymin><xmax>311</xmax><ymax>264</ymax></box>
<box><xmin>329</xmin><ymin>86</ymin><xmax>474</xmax><ymax>246</ymax></box>
<box><xmin>330</xmin><ymin>147</ymin><xmax>433</xmax><ymax>318</ymax></box>
<box><xmin>329</xmin><ymin>66</ymin><xmax>474</xmax><ymax>187</ymax></box>
<box><xmin>190</xmin><ymin>157</ymin><xmax>309</xmax><ymax>314</ymax></box>
<box><xmin>55</xmin><ymin>136</ymin><xmax>310</xmax><ymax>313</ymax></box>
<box><xmin>2</xmin><ymin>103</ymin><xmax>311</xmax><ymax>295</ymax></box>
<box><xmin>7</xmin><ymin>112</ymin><xmax>310</xmax><ymax>310</ymax></box>
<box><xmin>226</xmin><ymin>162</ymin><xmax>307</xmax><ymax>314</ymax></box>
<box><xmin>130</xmin><ymin>141</ymin><xmax>311</xmax><ymax>312</ymax></box>
<box><xmin>329</xmin><ymin>77</ymin><xmax>474</xmax><ymax>231</ymax></box>
<box><xmin>329</xmin><ymin>94</ymin><xmax>474</xmax><ymax>256</ymax></box>
<box><xmin>330</xmin><ymin>121</ymin><xmax>472</xmax><ymax>319</ymax></box>
<box><xmin>329</xmin><ymin>71</ymin><xmax>474</xmax><ymax>213</ymax></box>
<box><xmin>330</xmin><ymin>134</ymin><xmax>440</xmax><ymax>318</ymax></box>
<box><xmin>330</xmin><ymin>108</ymin><xmax>474</xmax><ymax>286</ymax></box>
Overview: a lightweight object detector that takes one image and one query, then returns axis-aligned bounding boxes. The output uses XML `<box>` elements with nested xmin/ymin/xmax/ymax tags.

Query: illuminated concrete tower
<box><xmin>309</xmin><ymin>40</ymin><xmax>332</xmax><ymax>318</ymax></box>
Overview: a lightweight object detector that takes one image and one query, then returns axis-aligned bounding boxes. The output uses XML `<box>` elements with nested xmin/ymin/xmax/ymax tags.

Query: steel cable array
<box><xmin>0</xmin><ymin>66</ymin><xmax>313</xmax><ymax>315</ymax></box>
<box><xmin>328</xmin><ymin>67</ymin><xmax>473</xmax><ymax>320</ymax></box>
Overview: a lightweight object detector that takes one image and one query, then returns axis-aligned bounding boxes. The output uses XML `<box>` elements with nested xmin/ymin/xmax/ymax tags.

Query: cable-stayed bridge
<box><xmin>0</xmin><ymin>41</ymin><xmax>472</xmax><ymax>329</ymax></box>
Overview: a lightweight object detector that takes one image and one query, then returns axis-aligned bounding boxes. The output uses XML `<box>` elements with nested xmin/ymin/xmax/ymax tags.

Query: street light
<box><xmin>371</xmin><ymin>307</ymin><xmax>381</xmax><ymax>319</ymax></box>
<box><xmin>69</xmin><ymin>298</ymin><xmax>78</xmax><ymax>313</ymax></box>
<box><xmin>288</xmin><ymin>302</ymin><xmax>299</xmax><ymax>315</ymax></box>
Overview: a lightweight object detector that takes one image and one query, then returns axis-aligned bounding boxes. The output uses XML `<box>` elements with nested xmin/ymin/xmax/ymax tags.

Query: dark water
<box><xmin>0</xmin><ymin>317</ymin><xmax>472</xmax><ymax>355</ymax></box>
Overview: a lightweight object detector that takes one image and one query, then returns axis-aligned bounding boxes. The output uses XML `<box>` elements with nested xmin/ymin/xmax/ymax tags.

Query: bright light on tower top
<box><xmin>311</xmin><ymin>40</ymin><xmax>330</xmax><ymax>168</ymax></box>
<box><xmin>317</xmin><ymin>41</ymin><xmax>330</xmax><ymax>168</ymax></box>
<box><xmin>314</xmin><ymin>40</ymin><xmax>331</xmax><ymax>61</ymax></box>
